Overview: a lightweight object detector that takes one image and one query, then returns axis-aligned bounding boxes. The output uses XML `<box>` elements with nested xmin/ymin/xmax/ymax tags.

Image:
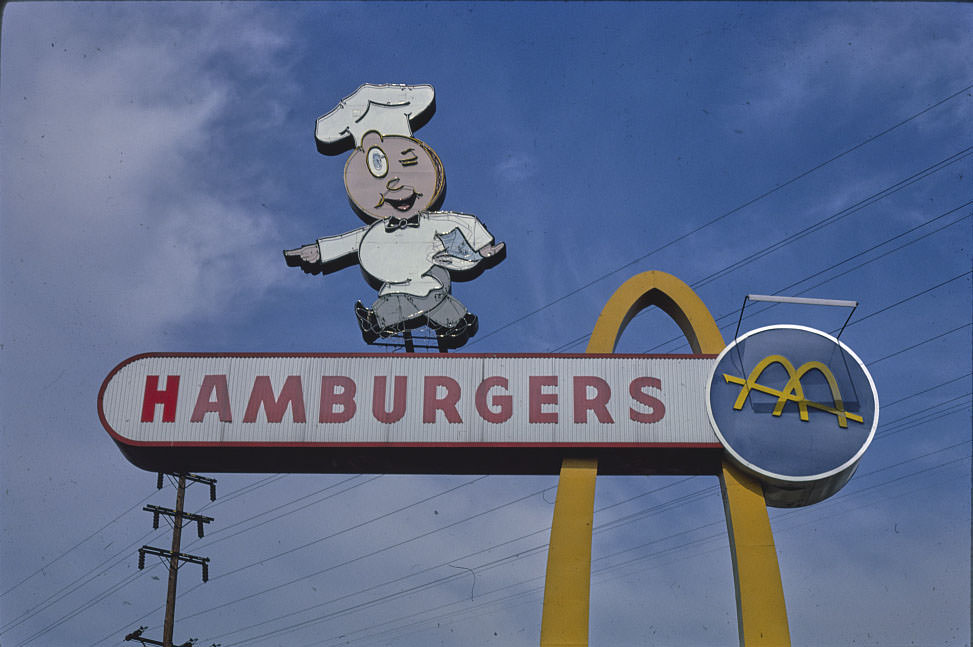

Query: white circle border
<box><xmin>705</xmin><ymin>324</ymin><xmax>880</xmax><ymax>484</ymax></box>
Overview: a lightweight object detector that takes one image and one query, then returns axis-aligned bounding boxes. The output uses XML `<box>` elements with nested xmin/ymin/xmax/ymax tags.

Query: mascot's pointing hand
<box><xmin>283</xmin><ymin>244</ymin><xmax>323</xmax><ymax>274</ymax></box>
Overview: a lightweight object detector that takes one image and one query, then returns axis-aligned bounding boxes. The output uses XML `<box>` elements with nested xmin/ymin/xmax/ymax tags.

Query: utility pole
<box><xmin>162</xmin><ymin>474</ymin><xmax>186</xmax><ymax>647</ymax></box>
<box><xmin>129</xmin><ymin>473</ymin><xmax>216</xmax><ymax>647</ymax></box>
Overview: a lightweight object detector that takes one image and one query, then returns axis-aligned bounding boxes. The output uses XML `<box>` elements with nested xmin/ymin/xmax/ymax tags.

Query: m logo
<box><xmin>723</xmin><ymin>354</ymin><xmax>864</xmax><ymax>429</ymax></box>
<box><xmin>706</xmin><ymin>325</ymin><xmax>878</xmax><ymax>505</ymax></box>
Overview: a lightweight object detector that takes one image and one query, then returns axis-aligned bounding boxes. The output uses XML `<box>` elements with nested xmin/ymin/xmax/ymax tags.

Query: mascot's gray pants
<box><xmin>372</xmin><ymin>290</ymin><xmax>467</xmax><ymax>329</ymax></box>
<box><xmin>372</xmin><ymin>269</ymin><xmax>467</xmax><ymax>330</ymax></box>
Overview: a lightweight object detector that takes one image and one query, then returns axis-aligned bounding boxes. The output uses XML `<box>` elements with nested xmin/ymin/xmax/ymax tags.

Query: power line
<box><xmin>547</xmin><ymin>197</ymin><xmax>972</xmax><ymax>353</ymax></box>
<box><xmin>91</xmin><ymin>429</ymin><xmax>968</xmax><ymax>647</ymax></box>
<box><xmin>44</xmin><ymin>364</ymin><xmax>973</xmax><ymax>647</ymax></box>
<box><xmin>88</xmin><ymin>475</ymin><xmax>485</xmax><ymax>647</ymax></box>
<box><xmin>195</xmin><ymin>473</ymin><xmax>285</xmax><ymax>511</ymax></box>
<box><xmin>748</xmin><ymin>205</ymin><xmax>970</xmax><ymax>317</ymax></box>
<box><xmin>845</xmin><ymin>272</ymin><xmax>972</xmax><ymax>330</ymax></box>
<box><xmin>877</xmin><ymin>394</ymin><xmax>971</xmax><ymax>438</ymax></box>
<box><xmin>133</xmin><ymin>372</ymin><xmax>972</xmax><ymax>646</ymax></box>
<box><xmin>468</xmin><ymin>84</ymin><xmax>973</xmax><ymax>347</ymax></box>
<box><xmin>658</xmin><ymin>266</ymin><xmax>971</xmax><ymax>356</ymax></box>
<box><xmin>0</xmin><ymin>527</ymin><xmax>161</xmax><ymax>635</ymax></box>
<box><xmin>0</xmin><ymin>487</ymin><xmax>159</xmax><ymax>599</ymax></box>
<box><xmin>880</xmin><ymin>402</ymin><xmax>970</xmax><ymax>440</ymax></box>
<box><xmin>851</xmin><ymin>441</ymin><xmax>971</xmax><ymax>484</ymax></box>
<box><xmin>14</xmin><ymin>569</ymin><xmax>149</xmax><ymax>647</ymax></box>
<box><xmin>191</xmin><ymin>474</ymin><xmax>376</xmax><ymax>549</ymax></box>
<box><xmin>6</xmin><ymin>474</ymin><xmax>299</xmax><ymax>643</ymax></box>
<box><xmin>82</xmin><ymin>475</ymin><xmax>305</xmax><ymax>647</ymax></box>
<box><xmin>3</xmin><ymin>472</ymin><xmax>292</xmax><ymax>636</ymax></box>
<box><xmin>310</xmin><ymin>448</ymin><xmax>970</xmax><ymax>647</ymax></box>
<box><xmin>296</xmin><ymin>447</ymin><xmax>969</xmax><ymax>647</ymax></box>
<box><xmin>176</xmin><ymin>477</ymin><xmax>526</xmax><ymax>623</ymax></box>
<box><xmin>771</xmin><ymin>454</ymin><xmax>971</xmax><ymax>536</ymax></box>
<box><xmin>868</xmin><ymin>323</ymin><xmax>971</xmax><ymax>365</ymax></box>
<box><xmin>691</xmin><ymin>147</ymin><xmax>972</xmax><ymax>291</ymax></box>
<box><xmin>882</xmin><ymin>372</ymin><xmax>973</xmax><ymax>410</ymax></box>
<box><xmin>39</xmin><ymin>305</ymin><xmax>972</xmax><ymax>646</ymax></box>
<box><xmin>211</xmin><ymin>483</ymin><xmax>719</xmax><ymax>647</ymax></box>
<box><xmin>199</xmin><ymin>479</ymin><xmax>705</xmax><ymax>645</ymax></box>
<box><xmin>260</xmin><ymin>388</ymin><xmax>971</xmax><ymax>645</ymax></box>
<box><xmin>205</xmin><ymin>390</ymin><xmax>969</xmax><ymax>646</ymax></box>
<box><xmin>212</xmin><ymin>476</ymin><xmax>487</xmax><ymax>583</ymax></box>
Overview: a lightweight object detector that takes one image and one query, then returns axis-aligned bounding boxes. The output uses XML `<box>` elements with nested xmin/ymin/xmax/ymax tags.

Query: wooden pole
<box><xmin>162</xmin><ymin>475</ymin><xmax>186</xmax><ymax>647</ymax></box>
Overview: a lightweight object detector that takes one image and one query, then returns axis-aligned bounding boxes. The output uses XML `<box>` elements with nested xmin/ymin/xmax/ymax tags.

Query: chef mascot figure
<box><xmin>285</xmin><ymin>83</ymin><xmax>505</xmax><ymax>349</ymax></box>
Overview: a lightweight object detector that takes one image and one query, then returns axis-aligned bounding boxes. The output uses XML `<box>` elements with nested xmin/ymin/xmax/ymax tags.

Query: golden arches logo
<box><xmin>723</xmin><ymin>354</ymin><xmax>864</xmax><ymax>428</ymax></box>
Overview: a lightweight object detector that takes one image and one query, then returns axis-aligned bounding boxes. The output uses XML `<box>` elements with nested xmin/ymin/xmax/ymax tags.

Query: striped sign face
<box><xmin>99</xmin><ymin>353</ymin><xmax>723</xmax><ymax>475</ymax></box>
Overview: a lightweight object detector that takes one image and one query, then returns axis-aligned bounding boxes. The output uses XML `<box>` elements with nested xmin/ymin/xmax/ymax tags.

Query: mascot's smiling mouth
<box><xmin>376</xmin><ymin>190</ymin><xmax>422</xmax><ymax>212</ymax></box>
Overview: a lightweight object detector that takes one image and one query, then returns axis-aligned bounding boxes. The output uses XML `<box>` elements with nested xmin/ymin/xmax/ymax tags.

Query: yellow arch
<box><xmin>586</xmin><ymin>270</ymin><xmax>725</xmax><ymax>354</ymax></box>
<box><xmin>540</xmin><ymin>271</ymin><xmax>790</xmax><ymax>647</ymax></box>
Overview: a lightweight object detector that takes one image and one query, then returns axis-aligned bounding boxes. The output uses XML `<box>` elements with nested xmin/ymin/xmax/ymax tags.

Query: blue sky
<box><xmin>1</xmin><ymin>2</ymin><xmax>970</xmax><ymax>646</ymax></box>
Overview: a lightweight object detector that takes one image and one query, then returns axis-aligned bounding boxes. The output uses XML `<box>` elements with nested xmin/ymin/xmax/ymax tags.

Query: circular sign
<box><xmin>706</xmin><ymin>325</ymin><xmax>879</xmax><ymax>507</ymax></box>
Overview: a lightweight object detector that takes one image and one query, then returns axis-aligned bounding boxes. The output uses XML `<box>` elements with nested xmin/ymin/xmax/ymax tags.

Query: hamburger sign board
<box><xmin>99</xmin><ymin>323</ymin><xmax>877</xmax><ymax>507</ymax></box>
<box><xmin>98</xmin><ymin>352</ymin><xmax>725</xmax><ymax>476</ymax></box>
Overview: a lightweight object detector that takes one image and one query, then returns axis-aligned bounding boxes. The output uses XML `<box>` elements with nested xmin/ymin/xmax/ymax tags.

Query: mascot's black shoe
<box><xmin>460</xmin><ymin>313</ymin><xmax>479</xmax><ymax>338</ymax></box>
<box><xmin>434</xmin><ymin>313</ymin><xmax>479</xmax><ymax>349</ymax></box>
<box><xmin>355</xmin><ymin>301</ymin><xmax>411</xmax><ymax>343</ymax></box>
<box><xmin>354</xmin><ymin>301</ymin><xmax>380</xmax><ymax>344</ymax></box>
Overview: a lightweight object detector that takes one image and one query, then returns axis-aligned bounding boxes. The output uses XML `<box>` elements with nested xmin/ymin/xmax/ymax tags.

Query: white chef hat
<box><xmin>314</xmin><ymin>83</ymin><xmax>436</xmax><ymax>155</ymax></box>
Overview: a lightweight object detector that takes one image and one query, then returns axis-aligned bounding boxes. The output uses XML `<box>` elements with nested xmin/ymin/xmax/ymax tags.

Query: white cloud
<box><xmin>745</xmin><ymin>7</ymin><xmax>973</xmax><ymax>126</ymax></box>
<box><xmin>495</xmin><ymin>151</ymin><xmax>537</xmax><ymax>183</ymax></box>
<box><xmin>1</xmin><ymin>4</ymin><xmax>295</xmax><ymax>344</ymax></box>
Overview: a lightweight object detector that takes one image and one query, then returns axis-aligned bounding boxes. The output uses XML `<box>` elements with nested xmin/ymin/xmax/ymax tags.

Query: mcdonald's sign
<box><xmin>707</xmin><ymin>325</ymin><xmax>879</xmax><ymax>507</ymax></box>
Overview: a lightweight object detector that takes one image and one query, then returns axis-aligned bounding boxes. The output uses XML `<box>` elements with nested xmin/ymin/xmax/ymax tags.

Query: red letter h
<box><xmin>141</xmin><ymin>375</ymin><xmax>180</xmax><ymax>422</ymax></box>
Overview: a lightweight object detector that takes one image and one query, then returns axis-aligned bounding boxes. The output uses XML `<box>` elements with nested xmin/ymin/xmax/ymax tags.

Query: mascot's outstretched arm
<box><xmin>284</xmin><ymin>226</ymin><xmax>368</xmax><ymax>275</ymax></box>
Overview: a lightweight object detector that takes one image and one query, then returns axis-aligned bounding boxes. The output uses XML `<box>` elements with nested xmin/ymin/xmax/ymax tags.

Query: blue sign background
<box><xmin>709</xmin><ymin>326</ymin><xmax>877</xmax><ymax>479</ymax></box>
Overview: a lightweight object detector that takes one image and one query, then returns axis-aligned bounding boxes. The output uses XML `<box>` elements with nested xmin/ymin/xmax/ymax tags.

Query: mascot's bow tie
<box><xmin>385</xmin><ymin>214</ymin><xmax>421</xmax><ymax>232</ymax></box>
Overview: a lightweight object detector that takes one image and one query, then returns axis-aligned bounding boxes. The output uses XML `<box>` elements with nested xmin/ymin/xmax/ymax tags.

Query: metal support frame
<box><xmin>367</xmin><ymin>329</ymin><xmax>449</xmax><ymax>353</ymax></box>
<box><xmin>157</xmin><ymin>472</ymin><xmax>217</xmax><ymax>501</ymax></box>
<box><xmin>734</xmin><ymin>293</ymin><xmax>858</xmax><ymax>341</ymax></box>
<box><xmin>144</xmin><ymin>505</ymin><xmax>214</xmax><ymax>538</ymax></box>
<box><xmin>539</xmin><ymin>271</ymin><xmax>790</xmax><ymax>647</ymax></box>
<box><xmin>124</xmin><ymin>625</ymin><xmax>199</xmax><ymax>647</ymax></box>
<box><xmin>138</xmin><ymin>546</ymin><xmax>211</xmax><ymax>582</ymax></box>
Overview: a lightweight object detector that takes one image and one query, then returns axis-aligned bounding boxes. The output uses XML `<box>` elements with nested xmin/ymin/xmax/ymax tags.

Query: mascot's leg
<box><xmin>357</xmin><ymin>292</ymin><xmax>444</xmax><ymax>344</ymax></box>
<box><xmin>426</xmin><ymin>297</ymin><xmax>478</xmax><ymax>348</ymax></box>
<box><xmin>421</xmin><ymin>265</ymin><xmax>478</xmax><ymax>347</ymax></box>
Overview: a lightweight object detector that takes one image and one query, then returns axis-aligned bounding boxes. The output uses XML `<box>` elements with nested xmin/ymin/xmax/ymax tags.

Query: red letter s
<box><xmin>630</xmin><ymin>377</ymin><xmax>665</xmax><ymax>423</ymax></box>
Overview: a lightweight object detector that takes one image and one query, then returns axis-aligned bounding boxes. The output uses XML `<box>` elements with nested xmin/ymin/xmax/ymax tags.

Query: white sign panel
<box><xmin>100</xmin><ymin>354</ymin><xmax>719</xmax><ymax>451</ymax></box>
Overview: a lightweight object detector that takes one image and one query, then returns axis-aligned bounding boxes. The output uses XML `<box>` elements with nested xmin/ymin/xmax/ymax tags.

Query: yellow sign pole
<box><xmin>720</xmin><ymin>460</ymin><xmax>791</xmax><ymax>645</ymax></box>
<box><xmin>539</xmin><ymin>457</ymin><xmax>598</xmax><ymax>647</ymax></box>
<box><xmin>539</xmin><ymin>270</ymin><xmax>789</xmax><ymax>647</ymax></box>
